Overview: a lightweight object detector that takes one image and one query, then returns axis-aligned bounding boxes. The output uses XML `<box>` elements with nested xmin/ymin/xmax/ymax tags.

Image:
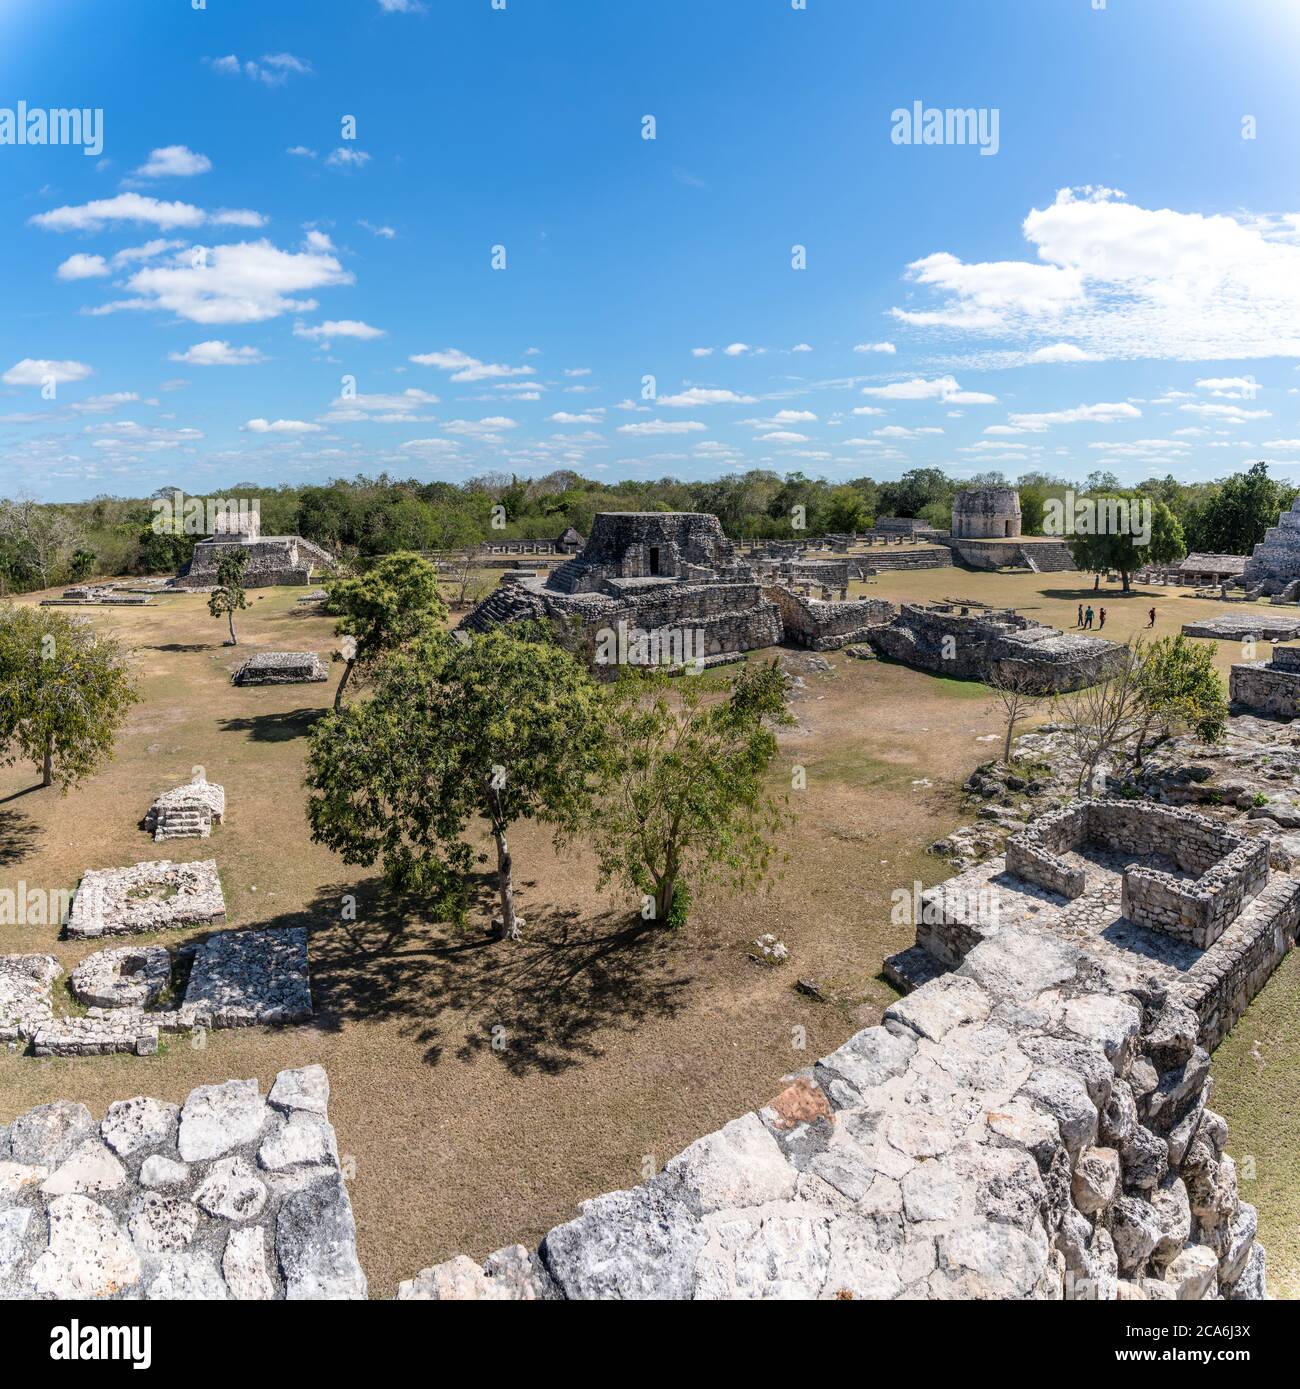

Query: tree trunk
<box><xmin>227</xmin><ymin>610</ymin><xmax>237</xmax><ymax>645</ymax></box>
<box><xmin>334</xmin><ymin>658</ymin><xmax>355</xmax><ymax>712</ymax></box>
<box><xmin>655</xmin><ymin>878</ymin><xmax>675</xmax><ymax>924</ymax></box>
<box><xmin>42</xmin><ymin>740</ymin><xmax>53</xmax><ymax>788</ymax></box>
<box><xmin>1121</xmin><ymin>571</ymin><xmax>1132</xmax><ymax>593</ymax></box>
<box><xmin>1093</xmin><ymin>573</ymin><xmax>1100</xmax><ymax>590</ymax></box>
<box><xmin>486</xmin><ymin>784</ymin><xmax>520</xmax><ymax>940</ymax></box>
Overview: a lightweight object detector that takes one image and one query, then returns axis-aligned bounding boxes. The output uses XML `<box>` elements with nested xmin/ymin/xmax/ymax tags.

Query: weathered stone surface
<box><xmin>257</xmin><ymin>1113</ymin><xmax>339</xmax><ymax>1173</ymax></box>
<box><xmin>101</xmin><ymin>1096</ymin><xmax>179</xmax><ymax>1158</ymax></box>
<box><xmin>664</xmin><ymin>1114</ymin><xmax>795</xmax><ymax>1213</ymax></box>
<box><xmin>40</xmin><ymin>1139</ymin><xmax>127</xmax><ymax>1197</ymax></box>
<box><xmin>1150</xmin><ymin>1176</ymin><xmax>1192</xmax><ymax>1268</ymax></box>
<box><xmin>275</xmin><ymin>1173</ymin><xmax>367</xmax><ymax>1299</ymax></box>
<box><xmin>223</xmin><ymin>1226</ymin><xmax>275</xmax><ymax>1300</ymax></box>
<box><xmin>146</xmin><ymin>1252</ymin><xmax>229</xmax><ymax>1299</ymax></box>
<box><xmin>0</xmin><ymin>953</ymin><xmax>61</xmax><ymax>1042</ymax></box>
<box><xmin>9</xmin><ymin>1101</ymin><xmax>95</xmax><ymax>1167</ymax></box>
<box><xmin>541</xmin><ymin>1184</ymin><xmax>705</xmax><ymax>1300</ymax></box>
<box><xmin>815</xmin><ymin>1026</ymin><xmax>916</xmax><ymax>1099</ymax></box>
<box><xmin>66</xmin><ymin>859</ymin><xmax>226</xmax><ymax>939</ymax></box>
<box><xmin>1071</xmin><ymin>1147</ymin><xmax>1120</xmax><ymax>1216</ymax></box>
<box><xmin>178</xmin><ymin>1079</ymin><xmax>269</xmax><ymax>1163</ymax></box>
<box><xmin>195</xmin><ymin>1156</ymin><xmax>268</xmax><ymax>1222</ymax></box>
<box><xmin>128</xmin><ymin>1191</ymin><xmax>199</xmax><ymax>1253</ymax></box>
<box><xmin>1111</xmin><ymin>1195</ymin><xmax>1162</xmax><ymax>1275</ymax></box>
<box><xmin>0</xmin><ymin>1207</ymin><xmax>32</xmax><ymax>1285</ymax></box>
<box><xmin>28</xmin><ymin>1194</ymin><xmax>141</xmax><ymax>1298</ymax></box>
<box><xmin>183</xmin><ymin>927</ymin><xmax>312</xmax><ymax>1029</ymax></box>
<box><xmin>268</xmin><ymin>1063</ymin><xmax>329</xmax><ymax>1116</ymax></box>
<box><xmin>1019</xmin><ymin>1068</ymin><xmax>1098</xmax><ymax>1164</ymax></box>
<box><xmin>0</xmin><ymin>1161</ymin><xmax>48</xmax><ymax>1198</ymax></box>
<box><xmin>139</xmin><ymin>1155</ymin><xmax>189</xmax><ymax>1189</ymax></box>
<box><xmin>884</xmin><ymin>974</ymin><xmax>990</xmax><ymax>1043</ymax></box>
<box><xmin>1164</xmin><ymin>1244</ymin><xmax>1219</xmax><ymax>1300</ymax></box>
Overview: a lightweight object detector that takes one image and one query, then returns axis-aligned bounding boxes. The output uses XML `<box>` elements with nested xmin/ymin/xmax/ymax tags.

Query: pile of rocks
<box><xmin>0</xmin><ymin>1067</ymin><xmax>366</xmax><ymax>1299</ymax></box>
<box><xmin>396</xmin><ymin>919</ymin><xmax>1264</xmax><ymax>1300</ymax></box>
<box><xmin>231</xmin><ymin>651</ymin><xmax>329</xmax><ymax>686</ymax></box>
<box><xmin>65</xmin><ymin>860</ymin><xmax>226</xmax><ymax>940</ymax></box>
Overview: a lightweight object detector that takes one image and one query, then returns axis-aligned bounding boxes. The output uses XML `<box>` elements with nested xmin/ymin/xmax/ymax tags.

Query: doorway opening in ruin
<box><xmin>648</xmin><ymin>546</ymin><xmax>661</xmax><ymax>576</ymax></box>
<box><xmin>1005</xmin><ymin>520</ymin><xmax>1014</xmax><ymax>536</ymax></box>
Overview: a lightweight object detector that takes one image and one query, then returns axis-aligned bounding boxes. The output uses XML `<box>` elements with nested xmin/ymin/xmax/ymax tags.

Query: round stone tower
<box><xmin>952</xmin><ymin>487</ymin><xmax>1022</xmax><ymax>539</ymax></box>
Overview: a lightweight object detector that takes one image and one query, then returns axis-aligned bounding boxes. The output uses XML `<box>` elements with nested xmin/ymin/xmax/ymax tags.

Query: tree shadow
<box><xmin>298</xmin><ymin>875</ymin><xmax>692</xmax><ymax>1076</ymax></box>
<box><xmin>1042</xmin><ymin>587</ymin><xmax>1160</xmax><ymax>601</ymax></box>
<box><xmin>141</xmin><ymin>642</ymin><xmax>213</xmax><ymax>653</ymax></box>
<box><xmin>216</xmin><ymin>708</ymin><xmax>327</xmax><ymax>742</ymax></box>
<box><xmin>0</xmin><ymin>808</ymin><xmax>42</xmax><ymax>865</ymax></box>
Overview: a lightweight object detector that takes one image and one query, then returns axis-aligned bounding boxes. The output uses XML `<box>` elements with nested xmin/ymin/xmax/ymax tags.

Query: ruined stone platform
<box><xmin>0</xmin><ymin>1067</ymin><xmax>365</xmax><ymax>1299</ymax></box>
<box><xmin>143</xmin><ymin>777</ymin><xmax>225</xmax><ymax>841</ymax></box>
<box><xmin>0</xmin><ymin>955</ymin><xmax>61</xmax><ymax>1044</ymax></box>
<box><xmin>183</xmin><ymin>928</ymin><xmax>312</xmax><ymax>1029</ymax></box>
<box><xmin>1182</xmin><ymin>612</ymin><xmax>1300</xmax><ymax>642</ymax></box>
<box><xmin>231</xmin><ymin>651</ymin><xmax>329</xmax><ymax>686</ymax></box>
<box><xmin>66</xmin><ymin>861</ymin><xmax>226</xmax><ymax>940</ymax></box>
<box><xmin>70</xmin><ymin>945</ymin><xmax>171</xmax><ymax>1010</ymax></box>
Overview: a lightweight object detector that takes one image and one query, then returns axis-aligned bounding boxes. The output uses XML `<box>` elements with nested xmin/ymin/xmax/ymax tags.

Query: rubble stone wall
<box><xmin>394</xmin><ymin>922</ymin><xmax>1265</xmax><ymax>1301</ymax></box>
<box><xmin>768</xmin><ymin>586</ymin><xmax>895</xmax><ymax>651</ymax></box>
<box><xmin>1230</xmin><ymin>661</ymin><xmax>1300</xmax><ymax>719</ymax></box>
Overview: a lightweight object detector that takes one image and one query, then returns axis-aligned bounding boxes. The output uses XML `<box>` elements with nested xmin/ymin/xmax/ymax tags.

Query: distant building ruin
<box><xmin>951</xmin><ymin>486</ymin><xmax>1022</xmax><ymax>539</ymax></box>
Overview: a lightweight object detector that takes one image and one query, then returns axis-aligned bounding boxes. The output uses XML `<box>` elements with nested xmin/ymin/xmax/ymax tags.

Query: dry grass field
<box><xmin>1</xmin><ymin>564</ymin><xmax>1295</xmax><ymax>1296</ymax></box>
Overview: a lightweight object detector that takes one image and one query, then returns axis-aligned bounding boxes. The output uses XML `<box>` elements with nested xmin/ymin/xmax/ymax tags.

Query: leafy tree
<box><xmin>207</xmin><ymin>548</ymin><xmax>249</xmax><ymax>645</ymax></box>
<box><xmin>305</xmin><ymin>628</ymin><xmax>609</xmax><ymax>940</ymax></box>
<box><xmin>324</xmin><ymin>551</ymin><xmax>447</xmax><ymax>710</ymax></box>
<box><xmin>588</xmin><ymin>661</ymin><xmax>792</xmax><ymax>927</ymax></box>
<box><xmin>0</xmin><ymin>496</ymin><xmax>82</xmax><ymax>590</ymax></box>
<box><xmin>0</xmin><ymin>606</ymin><xmax>140</xmax><ymax>790</ymax></box>
<box><xmin>69</xmin><ymin>549</ymin><xmax>97</xmax><ymax>583</ymax></box>
<box><xmin>1182</xmin><ymin>462</ymin><xmax>1294</xmax><ymax>556</ymax></box>
<box><xmin>821</xmin><ymin>485</ymin><xmax>871</xmax><ymax>534</ymax></box>
<box><xmin>1133</xmin><ymin>635</ymin><xmax>1227</xmax><ymax>765</ymax></box>
<box><xmin>1069</xmin><ymin>495</ymin><xmax>1184</xmax><ymax>592</ymax></box>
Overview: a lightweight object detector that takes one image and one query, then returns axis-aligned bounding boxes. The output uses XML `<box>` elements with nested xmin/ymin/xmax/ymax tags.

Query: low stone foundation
<box><xmin>1230</xmin><ymin>645</ymin><xmax>1300</xmax><ymax>719</ymax></box>
<box><xmin>0</xmin><ymin>955</ymin><xmax>61</xmax><ymax>1043</ymax></box>
<box><xmin>70</xmin><ymin>945</ymin><xmax>171</xmax><ymax>1011</ymax></box>
<box><xmin>1182</xmin><ymin>613</ymin><xmax>1300</xmax><ymax>642</ymax></box>
<box><xmin>184</xmin><ymin>928</ymin><xmax>313</xmax><ymax>1029</ymax></box>
<box><xmin>66</xmin><ymin>860</ymin><xmax>226</xmax><ymax>940</ymax></box>
<box><xmin>231</xmin><ymin>651</ymin><xmax>329</xmax><ymax>685</ymax></box>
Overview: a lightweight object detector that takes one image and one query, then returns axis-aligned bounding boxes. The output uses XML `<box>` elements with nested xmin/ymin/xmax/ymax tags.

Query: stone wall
<box><xmin>1230</xmin><ymin>660</ymin><xmax>1300</xmax><ymax>719</ymax></box>
<box><xmin>395</xmin><ymin>921</ymin><xmax>1264</xmax><ymax>1301</ymax></box>
<box><xmin>768</xmin><ymin>586</ymin><xmax>895</xmax><ymax>651</ymax></box>
<box><xmin>857</xmin><ymin>549</ymin><xmax>953</xmax><ymax>573</ymax></box>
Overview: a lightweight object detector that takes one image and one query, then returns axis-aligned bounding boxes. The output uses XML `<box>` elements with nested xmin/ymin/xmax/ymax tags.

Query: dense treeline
<box><xmin>0</xmin><ymin>462</ymin><xmax>1294</xmax><ymax>594</ymax></box>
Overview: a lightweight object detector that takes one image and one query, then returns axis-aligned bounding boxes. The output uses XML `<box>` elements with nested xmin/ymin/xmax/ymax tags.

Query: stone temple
<box><xmin>951</xmin><ymin>486</ymin><xmax>1022</xmax><ymax>540</ymax></box>
<box><xmin>170</xmin><ymin>510</ymin><xmax>339</xmax><ymax>591</ymax></box>
<box><xmin>1240</xmin><ymin>495</ymin><xmax>1300</xmax><ymax>598</ymax></box>
<box><xmin>461</xmin><ymin>512</ymin><xmax>782</xmax><ymax>668</ymax></box>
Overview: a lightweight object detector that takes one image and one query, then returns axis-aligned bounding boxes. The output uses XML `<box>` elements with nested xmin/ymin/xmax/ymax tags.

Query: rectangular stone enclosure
<box><xmin>66</xmin><ymin>860</ymin><xmax>227</xmax><ymax>940</ymax></box>
<box><xmin>1006</xmin><ymin>800</ymin><xmax>1268</xmax><ymax>949</ymax></box>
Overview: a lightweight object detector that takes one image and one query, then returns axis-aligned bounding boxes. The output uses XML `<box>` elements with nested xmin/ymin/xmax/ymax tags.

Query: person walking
<box><xmin>1148</xmin><ymin>606</ymin><xmax>1157</xmax><ymax>628</ymax></box>
<box><xmin>1084</xmin><ymin>605</ymin><xmax>1094</xmax><ymax>629</ymax></box>
<box><xmin>1077</xmin><ymin>603</ymin><xmax>1084</xmax><ymax>628</ymax></box>
<box><xmin>1098</xmin><ymin>607</ymin><xmax>1107</xmax><ymax>630</ymax></box>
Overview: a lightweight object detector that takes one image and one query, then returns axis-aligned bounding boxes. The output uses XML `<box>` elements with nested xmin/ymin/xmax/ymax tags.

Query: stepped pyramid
<box><xmin>1242</xmin><ymin>497</ymin><xmax>1300</xmax><ymax>596</ymax></box>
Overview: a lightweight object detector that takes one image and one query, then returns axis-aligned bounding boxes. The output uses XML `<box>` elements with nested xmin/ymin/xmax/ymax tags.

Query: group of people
<box><xmin>1075</xmin><ymin>604</ymin><xmax>1159</xmax><ymax>631</ymax></box>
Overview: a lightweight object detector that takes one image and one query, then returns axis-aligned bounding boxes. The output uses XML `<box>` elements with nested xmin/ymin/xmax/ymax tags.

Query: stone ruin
<box><xmin>865</xmin><ymin>603</ymin><xmax>1125</xmax><ymax>694</ymax></box>
<box><xmin>1230</xmin><ymin>641</ymin><xmax>1300</xmax><ymax>719</ymax></box>
<box><xmin>41</xmin><ymin>585</ymin><xmax>155</xmax><ymax>608</ymax></box>
<box><xmin>170</xmin><ymin>530</ymin><xmax>339</xmax><ymax>591</ymax></box>
<box><xmin>461</xmin><ymin>512</ymin><xmax>782</xmax><ymax>669</ymax></box>
<box><xmin>952</xmin><ymin>486</ymin><xmax>1022</xmax><ymax>540</ymax></box>
<box><xmin>231</xmin><ymin>650</ymin><xmax>329</xmax><ymax>685</ymax></box>
<box><xmin>18</xmin><ymin>927</ymin><xmax>312</xmax><ymax>1058</ymax></box>
<box><xmin>397</xmin><ymin>905</ymin><xmax>1267</xmax><ymax>1300</ymax></box>
<box><xmin>65</xmin><ymin>860</ymin><xmax>226</xmax><ymax>941</ymax></box>
<box><xmin>143</xmin><ymin>776</ymin><xmax>225</xmax><ymax>842</ymax></box>
<box><xmin>1182</xmin><ymin>612</ymin><xmax>1300</xmax><ymax>643</ymax></box>
<box><xmin>768</xmin><ymin>587</ymin><xmax>896</xmax><ymax>653</ymax></box>
<box><xmin>0</xmin><ymin>1067</ymin><xmax>365</xmax><ymax>1299</ymax></box>
<box><xmin>1240</xmin><ymin>494</ymin><xmax>1300</xmax><ymax>597</ymax></box>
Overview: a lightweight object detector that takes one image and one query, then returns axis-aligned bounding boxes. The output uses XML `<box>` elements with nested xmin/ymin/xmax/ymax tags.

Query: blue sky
<box><xmin>5</xmin><ymin>0</ymin><xmax>1300</xmax><ymax>502</ymax></box>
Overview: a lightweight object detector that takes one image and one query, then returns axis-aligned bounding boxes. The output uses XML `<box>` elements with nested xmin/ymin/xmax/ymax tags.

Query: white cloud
<box><xmin>860</xmin><ymin>375</ymin><xmax>997</xmax><ymax>405</ymax></box>
<box><xmin>96</xmin><ymin>239</ymin><xmax>351</xmax><ymax>325</ymax></box>
<box><xmin>112</xmin><ymin>239</ymin><xmax>184</xmax><ymax>266</ymax></box>
<box><xmin>691</xmin><ymin>347</ymin><xmax>715</xmax><ymax>357</ymax></box>
<box><xmin>1026</xmin><ymin>342</ymin><xmax>1103</xmax><ymax>364</ymax></box>
<box><xmin>616</xmin><ymin>419</ymin><xmax>708</xmax><ymax>436</ymax></box>
<box><xmin>874</xmin><ymin>425</ymin><xmax>944</xmax><ymax>438</ymax></box>
<box><xmin>1194</xmin><ymin>376</ymin><xmax>1260</xmax><ymax>399</ymax></box>
<box><xmin>723</xmin><ymin>342</ymin><xmax>751</xmax><ymax>356</ymax></box>
<box><xmin>791</xmin><ymin>343</ymin><xmax>813</xmax><ymax>353</ymax></box>
<box><xmin>1261</xmin><ymin>438</ymin><xmax>1300</xmax><ymax>450</ymax></box>
<box><xmin>243</xmin><ymin>417</ymin><xmax>321</xmax><ymax>434</ymax></box>
<box><xmin>892</xmin><ymin>186</ymin><xmax>1300</xmax><ymax>361</ymax></box>
<box><xmin>758</xmin><ymin>431</ymin><xmax>808</xmax><ymax>443</ymax></box>
<box><xmin>287</xmin><ymin>146</ymin><xmax>317</xmax><ymax>159</ymax></box>
<box><xmin>379</xmin><ymin>0</ymin><xmax>426</xmax><ymax>11</ymax></box>
<box><xmin>851</xmin><ymin>405</ymin><xmax>886</xmax><ymax>417</ymax></box>
<box><xmin>409</xmin><ymin>348</ymin><xmax>535</xmax><ymax>383</ymax></box>
<box><xmin>564</xmin><ymin>367</ymin><xmax>592</xmax><ymax>377</ymax></box>
<box><xmin>1178</xmin><ymin>402</ymin><xmax>1270</xmax><ymax>422</ymax></box>
<box><xmin>3</xmin><ymin>358</ymin><xmax>92</xmax><ymax>386</ymax></box>
<box><xmin>56</xmin><ymin>253</ymin><xmax>109</xmax><ymax>280</ymax></box>
<box><xmin>358</xmin><ymin>220</ymin><xmax>395</xmax><ymax>238</ymax></box>
<box><xmin>322</xmin><ymin>389</ymin><xmax>440</xmax><ymax>423</ymax></box>
<box><xmin>658</xmin><ymin>387</ymin><xmax>756</xmax><ymax>407</ymax></box>
<box><xmin>30</xmin><ymin>193</ymin><xmax>263</xmax><ymax>232</ymax></box>
<box><xmin>853</xmin><ymin>342</ymin><xmax>897</xmax><ymax>354</ymax></box>
<box><xmin>207</xmin><ymin>53</ymin><xmax>312</xmax><ymax>86</ymax></box>
<box><xmin>326</xmin><ymin>148</ymin><xmax>371</xmax><ymax>169</ymax></box>
<box><xmin>293</xmin><ymin>319</ymin><xmax>385</xmax><ymax>342</ymax></box>
<box><xmin>994</xmin><ymin>401</ymin><xmax>1142</xmax><ymax>433</ymax></box>
<box><xmin>548</xmin><ymin>411</ymin><xmax>603</xmax><ymax>424</ymax></box>
<box><xmin>169</xmin><ymin>340</ymin><xmax>265</xmax><ymax>366</ymax></box>
<box><xmin>441</xmin><ymin>417</ymin><xmax>519</xmax><ymax>436</ymax></box>
<box><xmin>135</xmin><ymin>145</ymin><xmax>212</xmax><ymax>179</ymax></box>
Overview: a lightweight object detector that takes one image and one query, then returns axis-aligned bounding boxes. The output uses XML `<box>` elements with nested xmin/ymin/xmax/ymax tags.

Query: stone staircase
<box><xmin>458</xmin><ymin>582</ymin><xmax>548</xmax><ymax>633</ymax></box>
<box><xmin>543</xmin><ymin>557</ymin><xmax>588</xmax><ymax>594</ymax></box>
<box><xmin>152</xmin><ymin>803</ymin><xmax>211</xmax><ymax>841</ymax></box>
